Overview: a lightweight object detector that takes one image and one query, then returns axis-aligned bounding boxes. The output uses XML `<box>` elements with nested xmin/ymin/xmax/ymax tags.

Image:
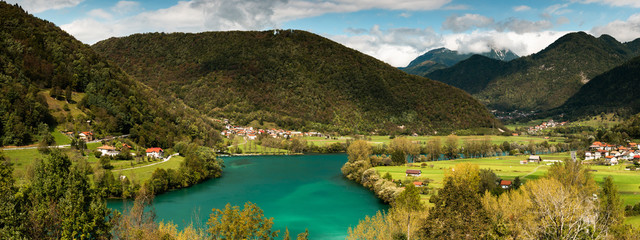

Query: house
<box><xmin>97</xmin><ymin>145</ymin><xmax>119</xmax><ymax>157</ymax></box>
<box><xmin>247</xmin><ymin>134</ymin><xmax>257</xmax><ymax>140</ymax></box>
<box><xmin>122</xmin><ymin>143</ymin><xmax>132</xmax><ymax>150</ymax></box>
<box><xmin>500</xmin><ymin>180</ymin><xmax>512</xmax><ymax>189</ymax></box>
<box><xmin>528</xmin><ymin>155</ymin><xmax>541</xmax><ymax>163</ymax></box>
<box><xmin>406</xmin><ymin>169</ymin><xmax>421</xmax><ymax>177</ymax></box>
<box><xmin>79</xmin><ymin>131</ymin><xmax>93</xmax><ymax>141</ymax></box>
<box><xmin>146</xmin><ymin>148</ymin><xmax>164</xmax><ymax>158</ymax></box>
<box><xmin>605</xmin><ymin>155</ymin><xmax>618</xmax><ymax>165</ymax></box>
<box><xmin>584</xmin><ymin>152</ymin><xmax>595</xmax><ymax>161</ymax></box>
<box><xmin>413</xmin><ymin>181</ymin><xmax>423</xmax><ymax>187</ymax></box>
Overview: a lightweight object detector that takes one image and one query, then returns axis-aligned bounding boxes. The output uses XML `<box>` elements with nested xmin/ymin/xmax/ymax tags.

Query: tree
<box><xmin>0</xmin><ymin>153</ymin><xmax>25</xmax><ymax>239</ymax></box>
<box><xmin>393</xmin><ymin>184</ymin><xmax>424</xmax><ymax>240</ymax></box>
<box><xmin>27</xmin><ymin>150</ymin><xmax>112</xmax><ymax>239</ymax></box>
<box><xmin>347</xmin><ymin>140</ymin><xmax>372</xmax><ymax>162</ymax></box>
<box><xmin>65</xmin><ymin>85</ymin><xmax>72</xmax><ymax>102</ymax></box>
<box><xmin>296</xmin><ymin>229</ymin><xmax>309</xmax><ymax>240</ymax></box>
<box><xmin>547</xmin><ymin>158</ymin><xmax>597</xmax><ymax>196</ymax></box>
<box><xmin>597</xmin><ymin>176</ymin><xmax>624</xmax><ymax>238</ymax></box>
<box><xmin>442</xmin><ymin>135</ymin><xmax>459</xmax><ymax>159</ymax></box>
<box><xmin>478</xmin><ymin>169</ymin><xmax>500</xmax><ymax>195</ymax></box>
<box><xmin>420</xmin><ymin>163</ymin><xmax>492</xmax><ymax>239</ymax></box>
<box><xmin>207</xmin><ymin>202</ymin><xmax>279</xmax><ymax>240</ymax></box>
<box><xmin>342</xmin><ymin>140</ymin><xmax>373</xmax><ymax>182</ymax></box>
<box><xmin>425</xmin><ymin>138</ymin><xmax>441</xmax><ymax>161</ymax></box>
<box><xmin>390</xmin><ymin>137</ymin><xmax>419</xmax><ymax>163</ymax></box>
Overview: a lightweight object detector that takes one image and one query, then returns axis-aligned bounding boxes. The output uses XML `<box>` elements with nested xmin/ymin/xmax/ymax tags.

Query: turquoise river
<box><xmin>108</xmin><ymin>154</ymin><xmax>388</xmax><ymax>239</ymax></box>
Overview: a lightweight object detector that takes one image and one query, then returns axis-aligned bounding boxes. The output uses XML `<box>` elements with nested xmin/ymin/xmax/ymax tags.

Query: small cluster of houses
<box><xmin>527</xmin><ymin>119</ymin><xmax>567</xmax><ymax>133</ymax></box>
<box><xmin>221</xmin><ymin>125</ymin><xmax>325</xmax><ymax>140</ymax></box>
<box><xmin>584</xmin><ymin>141</ymin><xmax>640</xmax><ymax>165</ymax></box>
<box><xmin>64</xmin><ymin>131</ymin><xmax>94</xmax><ymax>142</ymax></box>
<box><xmin>96</xmin><ymin>144</ymin><xmax>164</xmax><ymax>159</ymax></box>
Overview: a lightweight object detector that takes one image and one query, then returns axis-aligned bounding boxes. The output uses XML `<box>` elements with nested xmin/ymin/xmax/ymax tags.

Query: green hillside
<box><xmin>0</xmin><ymin>2</ymin><xmax>221</xmax><ymax>148</ymax></box>
<box><xmin>554</xmin><ymin>56</ymin><xmax>640</xmax><ymax>118</ymax></box>
<box><xmin>92</xmin><ymin>30</ymin><xmax>501</xmax><ymax>134</ymax></box>
<box><xmin>427</xmin><ymin>32</ymin><xmax>640</xmax><ymax>111</ymax></box>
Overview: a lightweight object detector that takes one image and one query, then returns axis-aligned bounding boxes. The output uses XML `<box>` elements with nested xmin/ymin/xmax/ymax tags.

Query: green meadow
<box><xmin>375</xmin><ymin>152</ymin><xmax>640</xmax><ymax>225</ymax></box>
<box><xmin>302</xmin><ymin>134</ymin><xmax>563</xmax><ymax>147</ymax></box>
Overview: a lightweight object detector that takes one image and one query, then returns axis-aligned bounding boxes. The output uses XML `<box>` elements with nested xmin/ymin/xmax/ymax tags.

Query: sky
<box><xmin>8</xmin><ymin>0</ymin><xmax>640</xmax><ymax>67</ymax></box>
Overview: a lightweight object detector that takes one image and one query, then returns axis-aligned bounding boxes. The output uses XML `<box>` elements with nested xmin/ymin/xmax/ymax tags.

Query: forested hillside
<box><xmin>93</xmin><ymin>30</ymin><xmax>501</xmax><ymax>134</ymax></box>
<box><xmin>401</xmin><ymin>47</ymin><xmax>517</xmax><ymax>76</ymax></box>
<box><xmin>427</xmin><ymin>32</ymin><xmax>640</xmax><ymax>111</ymax></box>
<box><xmin>554</xmin><ymin>56</ymin><xmax>640</xmax><ymax>118</ymax></box>
<box><xmin>0</xmin><ymin>2</ymin><xmax>221</xmax><ymax>148</ymax></box>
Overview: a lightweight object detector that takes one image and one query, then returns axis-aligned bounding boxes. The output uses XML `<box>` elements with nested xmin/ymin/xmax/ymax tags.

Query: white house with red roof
<box><xmin>97</xmin><ymin>145</ymin><xmax>119</xmax><ymax>157</ymax></box>
<box><xmin>146</xmin><ymin>148</ymin><xmax>164</xmax><ymax>158</ymax></box>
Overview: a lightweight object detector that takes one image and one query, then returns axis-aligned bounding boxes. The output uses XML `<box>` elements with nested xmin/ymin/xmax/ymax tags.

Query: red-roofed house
<box><xmin>605</xmin><ymin>155</ymin><xmax>618</xmax><ymax>165</ymax></box>
<box><xmin>500</xmin><ymin>180</ymin><xmax>512</xmax><ymax>189</ymax></box>
<box><xmin>146</xmin><ymin>148</ymin><xmax>164</xmax><ymax>158</ymax></box>
<box><xmin>413</xmin><ymin>182</ymin><xmax>423</xmax><ymax>187</ymax></box>
<box><xmin>97</xmin><ymin>145</ymin><xmax>119</xmax><ymax>157</ymax></box>
<box><xmin>406</xmin><ymin>169</ymin><xmax>421</xmax><ymax>177</ymax></box>
<box><xmin>79</xmin><ymin>131</ymin><xmax>93</xmax><ymax>141</ymax></box>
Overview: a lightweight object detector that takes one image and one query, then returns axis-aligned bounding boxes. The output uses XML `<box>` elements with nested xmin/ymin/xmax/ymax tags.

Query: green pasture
<box><xmin>234</xmin><ymin>140</ymin><xmax>288</xmax><ymax>154</ymax></box>
<box><xmin>115</xmin><ymin>156</ymin><xmax>185</xmax><ymax>183</ymax></box>
<box><xmin>375</xmin><ymin>152</ymin><xmax>640</xmax><ymax>206</ymax></box>
<box><xmin>303</xmin><ymin>135</ymin><xmax>564</xmax><ymax>146</ymax></box>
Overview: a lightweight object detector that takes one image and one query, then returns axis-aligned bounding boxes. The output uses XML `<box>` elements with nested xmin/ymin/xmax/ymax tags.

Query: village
<box><xmin>527</xmin><ymin>119</ymin><xmax>568</xmax><ymax>134</ymax></box>
<box><xmin>220</xmin><ymin>124</ymin><xmax>326</xmax><ymax>140</ymax></box>
<box><xmin>584</xmin><ymin>141</ymin><xmax>640</xmax><ymax>165</ymax></box>
<box><xmin>64</xmin><ymin>131</ymin><xmax>167</xmax><ymax>160</ymax></box>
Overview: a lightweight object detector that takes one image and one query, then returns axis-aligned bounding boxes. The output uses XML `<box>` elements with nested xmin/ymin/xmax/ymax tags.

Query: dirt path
<box><xmin>523</xmin><ymin>165</ymin><xmax>543</xmax><ymax>178</ymax></box>
<box><xmin>115</xmin><ymin>153</ymin><xmax>179</xmax><ymax>171</ymax></box>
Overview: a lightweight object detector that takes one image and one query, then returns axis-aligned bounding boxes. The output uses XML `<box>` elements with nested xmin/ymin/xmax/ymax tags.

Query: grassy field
<box><xmin>375</xmin><ymin>152</ymin><xmax>640</xmax><ymax>225</ymax></box>
<box><xmin>567</xmin><ymin>113</ymin><xmax>623</xmax><ymax>128</ymax></box>
<box><xmin>234</xmin><ymin>140</ymin><xmax>288</xmax><ymax>154</ymax></box>
<box><xmin>115</xmin><ymin>156</ymin><xmax>185</xmax><ymax>183</ymax></box>
<box><xmin>301</xmin><ymin>135</ymin><xmax>564</xmax><ymax>147</ymax></box>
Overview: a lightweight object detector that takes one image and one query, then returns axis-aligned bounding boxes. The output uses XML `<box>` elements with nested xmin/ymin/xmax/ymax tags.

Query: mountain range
<box><xmin>553</xmin><ymin>55</ymin><xmax>640</xmax><ymax>118</ymax></box>
<box><xmin>425</xmin><ymin>32</ymin><xmax>640</xmax><ymax>112</ymax></box>
<box><xmin>400</xmin><ymin>47</ymin><xmax>518</xmax><ymax>76</ymax></box>
<box><xmin>92</xmin><ymin>30</ymin><xmax>501</xmax><ymax>135</ymax></box>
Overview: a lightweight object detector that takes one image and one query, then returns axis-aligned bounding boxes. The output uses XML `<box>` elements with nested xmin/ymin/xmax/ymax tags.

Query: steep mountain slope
<box><xmin>0</xmin><ymin>2</ymin><xmax>221</xmax><ymax>147</ymax></box>
<box><xmin>93</xmin><ymin>30</ymin><xmax>501</xmax><ymax>134</ymax></box>
<box><xmin>427</xmin><ymin>32</ymin><xmax>640</xmax><ymax>111</ymax></box>
<box><xmin>401</xmin><ymin>47</ymin><xmax>518</xmax><ymax>76</ymax></box>
<box><xmin>554</xmin><ymin>55</ymin><xmax>640</xmax><ymax>118</ymax></box>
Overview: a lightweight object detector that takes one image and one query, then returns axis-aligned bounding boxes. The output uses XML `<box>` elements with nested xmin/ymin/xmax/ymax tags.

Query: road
<box><xmin>116</xmin><ymin>153</ymin><xmax>179</xmax><ymax>171</ymax></box>
<box><xmin>0</xmin><ymin>134</ymin><xmax>130</xmax><ymax>151</ymax></box>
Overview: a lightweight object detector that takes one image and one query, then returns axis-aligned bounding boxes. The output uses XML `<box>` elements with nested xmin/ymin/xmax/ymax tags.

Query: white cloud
<box><xmin>88</xmin><ymin>9</ymin><xmax>113</xmax><ymax>20</ymax></box>
<box><xmin>591</xmin><ymin>13</ymin><xmax>640</xmax><ymax>42</ymax></box>
<box><xmin>330</xmin><ymin>25</ymin><xmax>442</xmax><ymax>67</ymax></box>
<box><xmin>273</xmin><ymin>0</ymin><xmax>451</xmax><ymax>22</ymax></box>
<box><xmin>573</xmin><ymin>0</ymin><xmax>640</xmax><ymax>8</ymax></box>
<box><xmin>443</xmin><ymin>31</ymin><xmax>568</xmax><ymax>56</ymax></box>
<box><xmin>5</xmin><ymin>0</ymin><xmax>83</xmax><ymax>13</ymax></box>
<box><xmin>513</xmin><ymin>5</ymin><xmax>531</xmax><ymax>12</ymax></box>
<box><xmin>442</xmin><ymin>4</ymin><xmax>471</xmax><ymax>10</ymax></box>
<box><xmin>330</xmin><ymin>24</ymin><xmax>568</xmax><ymax>67</ymax></box>
<box><xmin>545</xmin><ymin>3</ymin><xmax>572</xmax><ymax>15</ymax></box>
<box><xmin>496</xmin><ymin>18</ymin><xmax>553</xmax><ymax>34</ymax></box>
<box><xmin>111</xmin><ymin>1</ymin><xmax>140</xmax><ymax>14</ymax></box>
<box><xmin>442</xmin><ymin>14</ymin><xmax>494</xmax><ymax>33</ymax></box>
